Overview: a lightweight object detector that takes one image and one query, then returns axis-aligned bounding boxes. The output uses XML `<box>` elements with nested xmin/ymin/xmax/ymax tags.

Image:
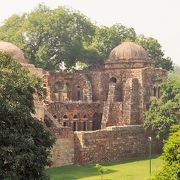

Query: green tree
<box><xmin>150</xmin><ymin>125</ymin><xmax>180</xmax><ymax>180</ymax></box>
<box><xmin>144</xmin><ymin>77</ymin><xmax>180</xmax><ymax>140</ymax></box>
<box><xmin>0</xmin><ymin>14</ymin><xmax>26</xmax><ymax>49</ymax></box>
<box><xmin>90</xmin><ymin>25</ymin><xmax>173</xmax><ymax>71</ymax></box>
<box><xmin>136</xmin><ymin>35</ymin><xmax>173</xmax><ymax>71</ymax></box>
<box><xmin>0</xmin><ymin>4</ymin><xmax>173</xmax><ymax>71</ymax></box>
<box><xmin>169</xmin><ymin>65</ymin><xmax>180</xmax><ymax>79</ymax></box>
<box><xmin>91</xmin><ymin>23</ymin><xmax>137</xmax><ymax>61</ymax></box>
<box><xmin>0</xmin><ymin>52</ymin><xmax>54</xmax><ymax>179</ymax></box>
<box><xmin>95</xmin><ymin>164</ymin><xmax>107</xmax><ymax>180</ymax></box>
<box><xmin>0</xmin><ymin>4</ymin><xmax>96</xmax><ymax>70</ymax></box>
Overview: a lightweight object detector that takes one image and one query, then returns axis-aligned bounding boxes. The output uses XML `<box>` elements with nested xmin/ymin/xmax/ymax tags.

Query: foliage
<box><xmin>136</xmin><ymin>35</ymin><xmax>173</xmax><ymax>71</ymax></box>
<box><xmin>0</xmin><ymin>14</ymin><xmax>26</xmax><ymax>50</ymax></box>
<box><xmin>0</xmin><ymin>4</ymin><xmax>173</xmax><ymax>71</ymax></box>
<box><xmin>144</xmin><ymin>77</ymin><xmax>180</xmax><ymax>140</ymax></box>
<box><xmin>169</xmin><ymin>65</ymin><xmax>180</xmax><ymax>79</ymax></box>
<box><xmin>95</xmin><ymin>164</ymin><xmax>107</xmax><ymax>179</ymax></box>
<box><xmin>0</xmin><ymin>4</ymin><xmax>96</xmax><ymax>70</ymax></box>
<box><xmin>150</xmin><ymin>125</ymin><xmax>180</xmax><ymax>180</ymax></box>
<box><xmin>0</xmin><ymin>52</ymin><xmax>54</xmax><ymax>179</ymax></box>
<box><xmin>90</xmin><ymin>24</ymin><xmax>137</xmax><ymax>60</ymax></box>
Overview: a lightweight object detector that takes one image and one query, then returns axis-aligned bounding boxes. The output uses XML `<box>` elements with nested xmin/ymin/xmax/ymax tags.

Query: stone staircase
<box><xmin>44</xmin><ymin>109</ymin><xmax>61</xmax><ymax>128</ymax></box>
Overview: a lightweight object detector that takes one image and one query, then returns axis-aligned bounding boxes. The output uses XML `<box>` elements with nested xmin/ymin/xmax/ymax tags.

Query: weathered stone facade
<box><xmin>50</xmin><ymin>127</ymin><xmax>74</xmax><ymax>167</ymax></box>
<box><xmin>0</xmin><ymin>41</ymin><xmax>167</xmax><ymax>166</ymax></box>
<box><xmin>74</xmin><ymin>125</ymin><xmax>161</xmax><ymax>165</ymax></box>
<box><xmin>44</xmin><ymin>42</ymin><xmax>166</xmax><ymax>131</ymax></box>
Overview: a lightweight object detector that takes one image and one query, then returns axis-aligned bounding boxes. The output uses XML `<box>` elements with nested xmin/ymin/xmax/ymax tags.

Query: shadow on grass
<box><xmin>45</xmin><ymin>155</ymin><xmax>161</xmax><ymax>180</ymax></box>
<box><xmin>101</xmin><ymin>155</ymin><xmax>161</xmax><ymax>167</ymax></box>
<box><xmin>46</xmin><ymin>165</ymin><xmax>116</xmax><ymax>180</ymax></box>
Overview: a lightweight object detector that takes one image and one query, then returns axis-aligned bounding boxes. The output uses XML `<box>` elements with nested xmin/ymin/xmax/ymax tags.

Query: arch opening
<box><xmin>83</xmin><ymin>121</ymin><xmax>87</xmax><ymax>131</ymax></box>
<box><xmin>153</xmin><ymin>87</ymin><xmax>156</xmax><ymax>97</ymax></box>
<box><xmin>63</xmin><ymin>115</ymin><xmax>68</xmax><ymax>119</ymax></box>
<box><xmin>73</xmin><ymin>121</ymin><xmax>77</xmax><ymax>131</ymax></box>
<box><xmin>53</xmin><ymin>115</ymin><xmax>57</xmax><ymax>119</ymax></box>
<box><xmin>92</xmin><ymin>113</ymin><xmax>102</xmax><ymax>130</ymax></box>
<box><xmin>110</xmin><ymin>77</ymin><xmax>117</xmax><ymax>83</ymax></box>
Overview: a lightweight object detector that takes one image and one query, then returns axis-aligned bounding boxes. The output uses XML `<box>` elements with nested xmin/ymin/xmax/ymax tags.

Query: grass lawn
<box><xmin>46</xmin><ymin>156</ymin><xmax>163</xmax><ymax>180</ymax></box>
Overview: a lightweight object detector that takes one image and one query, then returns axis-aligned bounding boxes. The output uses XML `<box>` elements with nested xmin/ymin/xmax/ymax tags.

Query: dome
<box><xmin>108</xmin><ymin>42</ymin><xmax>148</xmax><ymax>61</ymax></box>
<box><xmin>0</xmin><ymin>41</ymin><xmax>28</xmax><ymax>63</ymax></box>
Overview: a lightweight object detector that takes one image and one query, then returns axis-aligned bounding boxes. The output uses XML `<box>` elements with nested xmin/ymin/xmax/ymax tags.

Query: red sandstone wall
<box><xmin>74</xmin><ymin>125</ymin><xmax>161</xmax><ymax>165</ymax></box>
<box><xmin>47</xmin><ymin>102</ymin><xmax>103</xmax><ymax>130</ymax></box>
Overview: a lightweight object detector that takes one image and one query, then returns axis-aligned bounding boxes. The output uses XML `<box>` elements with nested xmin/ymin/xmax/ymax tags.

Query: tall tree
<box><xmin>91</xmin><ymin>23</ymin><xmax>137</xmax><ymax>60</ymax></box>
<box><xmin>144</xmin><ymin>77</ymin><xmax>180</xmax><ymax>140</ymax></box>
<box><xmin>0</xmin><ymin>14</ymin><xmax>26</xmax><ymax>49</ymax></box>
<box><xmin>0</xmin><ymin>4</ymin><xmax>174</xmax><ymax>71</ymax></box>
<box><xmin>0</xmin><ymin>52</ymin><xmax>54</xmax><ymax>179</ymax></box>
<box><xmin>0</xmin><ymin>4</ymin><xmax>96</xmax><ymax>70</ymax></box>
<box><xmin>136</xmin><ymin>35</ymin><xmax>173</xmax><ymax>71</ymax></box>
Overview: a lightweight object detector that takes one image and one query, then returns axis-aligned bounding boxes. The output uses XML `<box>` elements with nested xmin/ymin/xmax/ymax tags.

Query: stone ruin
<box><xmin>0</xmin><ymin>41</ymin><xmax>167</xmax><ymax>166</ymax></box>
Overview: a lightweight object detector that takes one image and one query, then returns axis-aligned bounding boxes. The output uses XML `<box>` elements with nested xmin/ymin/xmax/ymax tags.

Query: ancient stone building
<box><xmin>44</xmin><ymin>42</ymin><xmax>166</xmax><ymax>130</ymax></box>
<box><xmin>0</xmin><ymin>41</ymin><xmax>167</xmax><ymax>166</ymax></box>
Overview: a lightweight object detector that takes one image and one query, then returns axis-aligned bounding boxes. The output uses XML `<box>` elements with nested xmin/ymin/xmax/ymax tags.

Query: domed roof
<box><xmin>108</xmin><ymin>41</ymin><xmax>148</xmax><ymax>61</ymax></box>
<box><xmin>0</xmin><ymin>41</ymin><xmax>28</xmax><ymax>63</ymax></box>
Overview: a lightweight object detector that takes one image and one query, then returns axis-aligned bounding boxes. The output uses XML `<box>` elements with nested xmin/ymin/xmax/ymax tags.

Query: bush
<box><xmin>150</xmin><ymin>125</ymin><xmax>180</xmax><ymax>180</ymax></box>
<box><xmin>95</xmin><ymin>164</ymin><xmax>107</xmax><ymax>180</ymax></box>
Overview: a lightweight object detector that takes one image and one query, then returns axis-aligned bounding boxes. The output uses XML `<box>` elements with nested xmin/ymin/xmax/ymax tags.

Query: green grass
<box><xmin>46</xmin><ymin>156</ymin><xmax>163</xmax><ymax>180</ymax></box>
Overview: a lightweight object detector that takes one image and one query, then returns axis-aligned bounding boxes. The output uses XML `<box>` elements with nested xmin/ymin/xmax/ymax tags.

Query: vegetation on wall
<box><xmin>0</xmin><ymin>52</ymin><xmax>54</xmax><ymax>179</ymax></box>
<box><xmin>0</xmin><ymin>4</ymin><xmax>173</xmax><ymax>71</ymax></box>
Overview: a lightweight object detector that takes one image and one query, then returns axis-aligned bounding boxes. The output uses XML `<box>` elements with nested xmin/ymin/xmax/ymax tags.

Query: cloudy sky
<box><xmin>0</xmin><ymin>0</ymin><xmax>179</xmax><ymax>66</ymax></box>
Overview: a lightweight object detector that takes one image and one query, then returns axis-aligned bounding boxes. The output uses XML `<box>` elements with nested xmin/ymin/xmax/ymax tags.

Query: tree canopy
<box><xmin>144</xmin><ymin>77</ymin><xmax>180</xmax><ymax>140</ymax></box>
<box><xmin>136</xmin><ymin>35</ymin><xmax>173</xmax><ymax>71</ymax></box>
<box><xmin>0</xmin><ymin>4</ymin><xmax>173</xmax><ymax>71</ymax></box>
<box><xmin>90</xmin><ymin>24</ymin><xmax>136</xmax><ymax>60</ymax></box>
<box><xmin>0</xmin><ymin>52</ymin><xmax>54</xmax><ymax>179</ymax></box>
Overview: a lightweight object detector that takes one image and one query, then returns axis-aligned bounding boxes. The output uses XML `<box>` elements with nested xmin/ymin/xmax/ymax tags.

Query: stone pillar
<box><xmin>101</xmin><ymin>83</ymin><xmax>116</xmax><ymax>129</ymax></box>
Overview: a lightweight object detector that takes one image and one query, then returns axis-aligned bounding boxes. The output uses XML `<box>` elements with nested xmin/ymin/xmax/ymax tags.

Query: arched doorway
<box><xmin>153</xmin><ymin>87</ymin><xmax>156</xmax><ymax>97</ymax></box>
<box><xmin>76</xmin><ymin>86</ymin><xmax>81</xmax><ymax>101</ymax></box>
<box><xmin>72</xmin><ymin>115</ymin><xmax>78</xmax><ymax>131</ymax></box>
<box><xmin>110</xmin><ymin>77</ymin><xmax>117</xmax><ymax>83</ymax></box>
<box><xmin>63</xmin><ymin>115</ymin><xmax>68</xmax><ymax>126</ymax></box>
<box><xmin>92</xmin><ymin>113</ymin><xmax>102</xmax><ymax>130</ymax></box>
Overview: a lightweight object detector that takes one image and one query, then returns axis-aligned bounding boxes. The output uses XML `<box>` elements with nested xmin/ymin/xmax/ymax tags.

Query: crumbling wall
<box><xmin>51</xmin><ymin>127</ymin><xmax>74</xmax><ymax>167</ymax></box>
<box><xmin>74</xmin><ymin>125</ymin><xmax>160</xmax><ymax>165</ymax></box>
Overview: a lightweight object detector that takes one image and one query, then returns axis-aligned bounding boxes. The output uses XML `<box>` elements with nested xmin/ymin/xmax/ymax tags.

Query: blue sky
<box><xmin>0</xmin><ymin>0</ymin><xmax>179</xmax><ymax>66</ymax></box>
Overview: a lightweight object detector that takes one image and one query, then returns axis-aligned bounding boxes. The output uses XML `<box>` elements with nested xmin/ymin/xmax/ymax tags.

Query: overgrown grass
<box><xmin>46</xmin><ymin>156</ymin><xmax>163</xmax><ymax>180</ymax></box>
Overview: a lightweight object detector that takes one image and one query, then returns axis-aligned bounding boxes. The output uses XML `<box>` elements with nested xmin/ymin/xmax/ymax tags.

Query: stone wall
<box><xmin>47</xmin><ymin>102</ymin><xmax>103</xmax><ymax>131</ymax></box>
<box><xmin>51</xmin><ymin>127</ymin><xmax>74</xmax><ymax>167</ymax></box>
<box><xmin>74</xmin><ymin>125</ymin><xmax>160</xmax><ymax>165</ymax></box>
